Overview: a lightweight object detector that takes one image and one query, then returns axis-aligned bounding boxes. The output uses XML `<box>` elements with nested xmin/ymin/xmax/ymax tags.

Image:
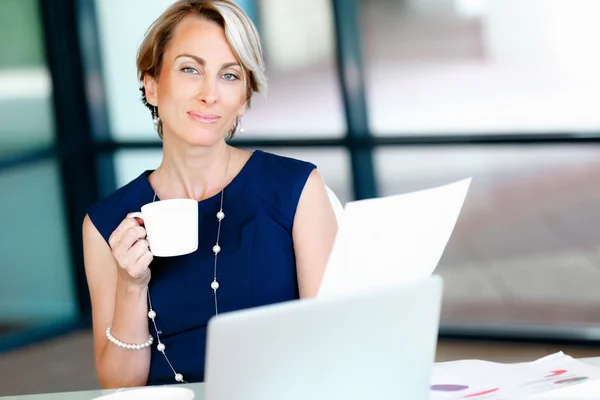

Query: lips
<box><xmin>188</xmin><ymin>111</ymin><xmax>221</xmax><ymax>123</ymax></box>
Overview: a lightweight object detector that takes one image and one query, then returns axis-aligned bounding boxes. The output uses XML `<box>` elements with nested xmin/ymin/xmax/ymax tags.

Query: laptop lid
<box><xmin>205</xmin><ymin>275</ymin><xmax>443</xmax><ymax>400</ymax></box>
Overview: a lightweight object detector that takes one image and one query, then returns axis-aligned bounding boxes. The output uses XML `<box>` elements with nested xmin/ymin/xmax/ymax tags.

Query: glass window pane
<box><xmin>361</xmin><ymin>0</ymin><xmax>600</xmax><ymax>135</ymax></box>
<box><xmin>95</xmin><ymin>0</ymin><xmax>345</xmax><ymax>140</ymax></box>
<box><xmin>245</xmin><ymin>0</ymin><xmax>345</xmax><ymax>138</ymax></box>
<box><xmin>113</xmin><ymin>149</ymin><xmax>163</xmax><ymax>188</ymax></box>
<box><xmin>0</xmin><ymin>161</ymin><xmax>77</xmax><ymax>336</ymax></box>
<box><xmin>376</xmin><ymin>145</ymin><xmax>600</xmax><ymax>329</ymax></box>
<box><xmin>0</xmin><ymin>0</ymin><xmax>55</xmax><ymax>155</ymax></box>
<box><xmin>94</xmin><ymin>0</ymin><xmax>172</xmax><ymax>142</ymax></box>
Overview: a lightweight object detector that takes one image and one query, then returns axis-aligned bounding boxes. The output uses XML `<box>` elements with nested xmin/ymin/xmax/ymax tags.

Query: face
<box><xmin>144</xmin><ymin>15</ymin><xmax>247</xmax><ymax>146</ymax></box>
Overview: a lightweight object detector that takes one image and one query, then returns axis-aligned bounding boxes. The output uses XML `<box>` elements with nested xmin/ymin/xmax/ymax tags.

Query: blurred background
<box><xmin>3</xmin><ymin>0</ymin><xmax>600</xmax><ymax>395</ymax></box>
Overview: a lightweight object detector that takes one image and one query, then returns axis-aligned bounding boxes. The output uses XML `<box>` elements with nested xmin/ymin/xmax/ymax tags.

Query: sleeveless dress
<box><xmin>87</xmin><ymin>150</ymin><xmax>316</xmax><ymax>384</ymax></box>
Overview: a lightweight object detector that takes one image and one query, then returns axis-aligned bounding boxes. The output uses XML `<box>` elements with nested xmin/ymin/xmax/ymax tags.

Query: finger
<box><xmin>129</xmin><ymin>253</ymin><xmax>153</xmax><ymax>279</ymax></box>
<box><xmin>109</xmin><ymin>217</ymin><xmax>142</xmax><ymax>248</ymax></box>
<box><xmin>118</xmin><ymin>226</ymin><xmax>148</xmax><ymax>251</ymax></box>
<box><xmin>126</xmin><ymin>212</ymin><xmax>146</xmax><ymax>227</ymax></box>
<box><xmin>133</xmin><ymin>217</ymin><xmax>145</xmax><ymax>226</ymax></box>
<box><xmin>112</xmin><ymin>226</ymin><xmax>147</xmax><ymax>267</ymax></box>
<box><xmin>129</xmin><ymin>265</ymin><xmax>149</xmax><ymax>280</ymax></box>
<box><xmin>136</xmin><ymin>251</ymin><xmax>154</xmax><ymax>269</ymax></box>
<box><xmin>130</xmin><ymin>239</ymin><xmax>150</xmax><ymax>262</ymax></box>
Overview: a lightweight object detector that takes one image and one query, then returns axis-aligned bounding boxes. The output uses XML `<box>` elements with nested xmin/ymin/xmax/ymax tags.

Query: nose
<box><xmin>197</xmin><ymin>76</ymin><xmax>217</xmax><ymax>105</ymax></box>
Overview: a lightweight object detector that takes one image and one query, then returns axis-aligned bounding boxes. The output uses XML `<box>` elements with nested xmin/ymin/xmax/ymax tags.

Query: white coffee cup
<box><xmin>129</xmin><ymin>198</ymin><xmax>198</xmax><ymax>257</ymax></box>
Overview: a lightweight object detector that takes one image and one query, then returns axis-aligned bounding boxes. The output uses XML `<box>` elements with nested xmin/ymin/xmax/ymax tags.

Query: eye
<box><xmin>181</xmin><ymin>67</ymin><xmax>199</xmax><ymax>74</ymax></box>
<box><xmin>222</xmin><ymin>73</ymin><xmax>239</xmax><ymax>81</ymax></box>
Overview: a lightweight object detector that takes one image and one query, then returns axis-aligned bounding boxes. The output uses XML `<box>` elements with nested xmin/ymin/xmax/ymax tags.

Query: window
<box><xmin>0</xmin><ymin>161</ymin><xmax>77</xmax><ymax>335</ymax></box>
<box><xmin>377</xmin><ymin>144</ymin><xmax>600</xmax><ymax>327</ymax></box>
<box><xmin>360</xmin><ymin>0</ymin><xmax>600</xmax><ymax>135</ymax></box>
<box><xmin>0</xmin><ymin>0</ymin><xmax>55</xmax><ymax>156</ymax></box>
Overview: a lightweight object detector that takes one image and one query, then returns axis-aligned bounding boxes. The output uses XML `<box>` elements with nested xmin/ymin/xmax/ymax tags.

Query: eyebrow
<box><xmin>174</xmin><ymin>53</ymin><xmax>240</xmax><ymax>69</ymax></box>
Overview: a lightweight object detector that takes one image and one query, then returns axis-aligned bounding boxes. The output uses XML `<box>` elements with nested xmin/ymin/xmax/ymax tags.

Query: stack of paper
<box><xmin>431</xmin><ymin>352</ymin><xmax>600</xmax><ymax>399</ymax></box>
<box><xmin>318</xmin><ymin>178</ymin><xmax>471</xmax><ymax>298</ymax></box>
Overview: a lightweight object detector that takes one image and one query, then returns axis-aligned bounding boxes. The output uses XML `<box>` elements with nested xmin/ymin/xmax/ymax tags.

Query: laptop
<box><xmin>204</xmin><ymin>275</ymin><xmax>443</xmax><ymax>400</ymax></box>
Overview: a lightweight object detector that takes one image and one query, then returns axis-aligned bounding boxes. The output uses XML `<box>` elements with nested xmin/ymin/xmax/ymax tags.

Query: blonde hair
<box><xmin>136</xmin><ymin>0</ymin><xmax>267</xmax><ymax>138</ymax></box>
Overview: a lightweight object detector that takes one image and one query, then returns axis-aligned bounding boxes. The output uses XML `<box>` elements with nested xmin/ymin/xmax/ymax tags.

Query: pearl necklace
<box><xmin>146</xmin><ymin>188</ymin><xmax>225</xmax><ymax>383</ymax></box>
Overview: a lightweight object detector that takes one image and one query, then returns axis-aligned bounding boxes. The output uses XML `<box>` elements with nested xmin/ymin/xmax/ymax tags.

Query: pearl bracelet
<box><xmin>106</xmin><ymin>326</ymin><xmax>154</xmax><ymax>350</ymax></box>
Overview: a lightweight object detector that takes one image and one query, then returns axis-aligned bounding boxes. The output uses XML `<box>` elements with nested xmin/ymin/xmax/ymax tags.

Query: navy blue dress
<box><xmin>87</xmin><ymin>150</ymin><xmax>316</xmax><ymax>385</ymax></box>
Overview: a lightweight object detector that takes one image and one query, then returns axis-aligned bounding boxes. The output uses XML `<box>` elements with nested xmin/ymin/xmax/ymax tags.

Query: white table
<box><xmin>3</xmin><ymin>358</ymin><xmax>600</xmax><ymax>399</ymax></box>
<box><xmin>0</xmin><ymin>384</ymin><xmax>206</xmax><ymax>400</ymax></box>
<box><xmin>0</xmin><ymin>383</ymin><xmax>206</xmax><ymax>400</ymax></box>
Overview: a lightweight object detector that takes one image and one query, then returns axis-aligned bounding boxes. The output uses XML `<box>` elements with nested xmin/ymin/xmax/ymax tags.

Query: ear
<box><xmin>143</xmin><ymin>74</ymin><xmax>159</xmax><ymax>106</ymax></box>
<box><xmin>237</xmin><ymin>99</ymin><xmax>247</xmax><ymax>117</ymax></box>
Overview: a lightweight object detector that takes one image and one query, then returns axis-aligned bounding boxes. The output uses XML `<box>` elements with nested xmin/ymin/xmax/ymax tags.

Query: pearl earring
<box><xmin>239</xmin><ymin>118</ymin><xmax>245</xmax><ymax>133</ymax></box>
<box><xmin>153</xmin><ymin>107</ymin><xmax>160</xmax><ymax>127</ymax></box>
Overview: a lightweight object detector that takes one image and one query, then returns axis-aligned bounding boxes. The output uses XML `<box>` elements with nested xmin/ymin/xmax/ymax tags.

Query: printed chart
<box><xmin>430</xmin><ymin>352</ymin><xmax>600</xmax><ymax>399</ymax></box>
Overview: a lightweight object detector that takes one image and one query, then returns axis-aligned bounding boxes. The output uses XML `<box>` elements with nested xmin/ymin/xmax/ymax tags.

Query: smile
<box><xmin>188</xmin><ymin>112</ymin><xmax>221</xmax><ymax>124</ymax></box>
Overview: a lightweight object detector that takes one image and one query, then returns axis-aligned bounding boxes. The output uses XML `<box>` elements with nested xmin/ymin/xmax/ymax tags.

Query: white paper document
<box><xmin>318</xmin><ymin>178</ymin><xmax>471</xmax><ymax>298</ymax></box>
<box><xmin>430</xmin><ymin>352</ymin><xmax>600</xmax><ymax>399</ymax></box>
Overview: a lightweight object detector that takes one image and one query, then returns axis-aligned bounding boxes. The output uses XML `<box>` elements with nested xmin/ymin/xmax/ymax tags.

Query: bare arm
<box><xmin>293</xmin><ymin>170</ymin><xmax>339</xmax><ymax>298</ymax></box>
<box><xmin>83</xmin><ymin>214</ymin><xmax>154</xmax><ymax>388</ymax></box>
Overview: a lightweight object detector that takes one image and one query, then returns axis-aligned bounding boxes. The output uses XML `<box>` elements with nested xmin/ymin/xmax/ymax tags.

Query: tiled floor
<box><xmin>2</xmin><ymin>329</ymin><xmax>600</xmax><ymax>397</ymax></box>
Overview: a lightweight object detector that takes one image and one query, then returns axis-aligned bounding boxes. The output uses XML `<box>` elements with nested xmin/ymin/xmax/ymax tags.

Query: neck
<box><xmin>153</xmin><ymin>138</ymin><xmax>231</xmax><ymax>201</ymax></box>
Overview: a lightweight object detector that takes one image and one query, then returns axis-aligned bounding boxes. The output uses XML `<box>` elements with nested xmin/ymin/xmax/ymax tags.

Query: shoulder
<box><xmin>86</xmin><ymin>171</ymin><xmax>151</xmax><ymax>244</ymax></box>
<box><xmin>249</xmin><ymin>150</ymin><xmax>317</xmax><ymax>226</ymax></box>
<box><xmin>253</xmin><ymin>149</ymin><xmax>316</xmax><ymax>188</ymax></box>
<box><xmin>253</xmin><ymin>150</ymin><xmax>316</xmax><ymax>186</ymax></box>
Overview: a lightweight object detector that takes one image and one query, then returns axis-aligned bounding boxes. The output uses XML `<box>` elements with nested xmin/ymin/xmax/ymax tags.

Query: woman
<box><xmin>82</xmin><ymin>0</ymin><xmax>338</xmax><ymax>389</ymax></box>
